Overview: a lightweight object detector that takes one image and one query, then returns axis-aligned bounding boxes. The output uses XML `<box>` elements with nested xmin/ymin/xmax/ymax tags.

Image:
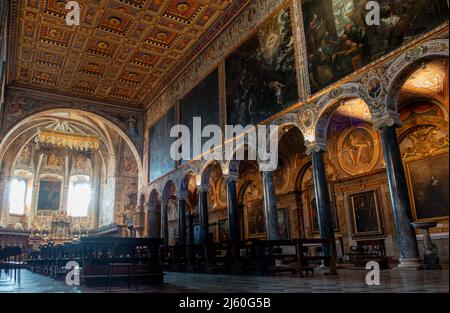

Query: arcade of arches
<box><xmin>0</xmin><ymin>0</ymin><xmax>449</xmax><ymax>293</ymax></box>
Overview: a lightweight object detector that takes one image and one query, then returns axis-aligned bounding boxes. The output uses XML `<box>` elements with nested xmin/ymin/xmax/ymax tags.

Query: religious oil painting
<box><xmin>226</xmin><ymin>8</ymin><xmax>299</xmax><ymax>125</ymax></box>
<box><xmin>406</xmin><ymin>153</ymin><xmax>449</xmax><ymax>220</ymax></box>
<box><xmin>302</xmin><ymin>0</ymin><xmax>449</xmax><ymax>93</ymax></box>
<box><xmin>277</xmin><ymin>208</ymin><xmax>289</xmax><ymax>240</ymax></box>
<box><xmin>18</xmin><ymin>144</ymin><xmax>33</xmax><ymax>167</ymax></box>
<box><xmin>149</xmin><ymin>106</ymin><xmax>176</xmax><ymax>182</ymax></box>
<box><xmin>218</xmin><ymin>219</ymin><xmax>229</xmax><ymax>242</ymax></box>
<box><xmin>37</xmin><ymin>180</ymin><xmax>62</xmax><ymax>211</ymax></box>
<box><xmin>180</xmin><ymin>69</ymin><xmax>220</xmax><ymax>162</ymax></box>
<box><xmin>247</xmin><ymin>202</ymin><xmax>266</xmax><ymax>238</ymax></box>
<box><xmin>337</xmin><ymin>126</ymin><xmax>379</xmax><ymax>175</ymax></box>
<box><xmin>349</xmin><ymin>190</ymin><xmax>383</xmax><ymax>236</ymax></box>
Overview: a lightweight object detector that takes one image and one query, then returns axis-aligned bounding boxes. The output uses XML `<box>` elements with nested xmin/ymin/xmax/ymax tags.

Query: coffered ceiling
<box><xmin>8</xmin><ymin>0</ymin><xmax>244</xmax><ymax>109</ymax></box>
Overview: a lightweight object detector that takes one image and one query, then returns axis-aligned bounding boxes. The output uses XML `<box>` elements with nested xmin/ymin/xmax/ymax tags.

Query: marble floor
<box><xmin>0</xmin><ymin>266</ymin><xmax>448</xmax><ymax>293</ymax></box>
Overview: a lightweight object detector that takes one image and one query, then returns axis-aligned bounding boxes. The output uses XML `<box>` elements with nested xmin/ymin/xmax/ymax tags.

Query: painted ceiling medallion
<box><xmin>108</xmin><ymin>17</ymin><xmax>122</xmax><ymax>26</ymax></box>
<box><xmin>177</xmin><ymin>3</ymin><xmax>190</xmax><ymax>12</ymax></box>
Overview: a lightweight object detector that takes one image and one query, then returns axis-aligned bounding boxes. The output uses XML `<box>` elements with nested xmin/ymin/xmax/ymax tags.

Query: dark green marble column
<box><xmin>309</xmin><ymin>145</ymin><xmax>336</xmax><ymax>258</ymax></box>
<box><xmin>226</xmin><ymin>176</ymin><xmax>239</xmax><ymax>242</ymax></box>
<box><xmin>262</xmin><ymin>171</ymin><xmax>280</xmax><ymax>240</ymax></box>
<box><xmin>162</xmin><ymin>199</ymin><xmax>169</xmax><ymax>246</ymax></box>
<box><xmin>178</xmin><ymin>198</ymin><xmax>187</xmax><ymax>246</ymax></box>
<box><xmin>379</xmin><ymin>124</ymin><xmax>420</xmax><ymax>268</ymax></box>
<box><xmin>198</xmin><ymin>187</ymin><xmax>209</xmax><ymax>245</ymax></box>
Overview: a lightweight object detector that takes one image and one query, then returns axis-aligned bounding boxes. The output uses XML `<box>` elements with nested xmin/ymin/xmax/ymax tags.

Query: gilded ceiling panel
<box><xmin>9</xmin><ymin>0</ymin><xmax>242</xmax><ymax>108</ymax></box>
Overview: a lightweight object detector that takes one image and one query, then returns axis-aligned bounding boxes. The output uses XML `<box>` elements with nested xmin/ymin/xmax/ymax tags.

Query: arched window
<box><xmin>67</xmin><ymin>176</ymin><xmax>91</xmax><ymax>217</ymax></box>
<box><xmin>9</xmin><ymin>178</ymin><xmax>27</xmax><ymax>215</ymax></box>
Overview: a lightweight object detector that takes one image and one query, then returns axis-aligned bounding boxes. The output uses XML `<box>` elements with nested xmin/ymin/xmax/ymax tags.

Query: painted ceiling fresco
<box><xmin>9</xmin><ymin>0</ymin><xmax>240</xmax><ymax>108</ymax></box>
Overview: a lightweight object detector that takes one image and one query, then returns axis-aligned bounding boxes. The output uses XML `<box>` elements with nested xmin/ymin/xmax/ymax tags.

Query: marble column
<box><xmin>225</xmin><ymin>175</ymin><xmax>239</xmax><ymax>242</ymax></box>
<box><xmin>147</xmin><ymin>199</ymin><xmax>158</xmax><ymax>238</ymax></box>
<box><xmin>198</xmin><ymin>186</ymin><xmax>209</xmax><ymax>245</ymax></box>
<box><xmin>178</xmin><ymin>198</ymin><xmax>187</xmax><ymax>246</ymax></box>
<box><xmin>261</xmin><ymin>171</ymin><xmax>279</xmax><ymax>240</ymax></box>
<box><xmin>375</xmin><ymin>115</ymin><xmax>420</xmax><ymax>268</ymax></box>
<box><xmin>161</xmin><ymin>197</ymin><xmax>169</xmax><ymax>246</ymax></box>
<box><xmin>308</xmin><ymin>143</ymin><xmax>336</xmax><ymax>257</ymax></box>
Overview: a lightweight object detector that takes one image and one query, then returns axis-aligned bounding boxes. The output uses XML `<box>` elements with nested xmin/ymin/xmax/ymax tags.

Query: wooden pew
<box><xmin>79</xmin><ymin>237</ymin><xmax>163</xmax><ymax>289</ymax></box>
<box><xmin>295</xmin><ymin>238</ymin><xmax>338</xmax><ymax>277</ymax></box>
<box><xmin>347</xmin><ymin>239</ymin><xmax>389</xmax><ymax>269</ymax></box>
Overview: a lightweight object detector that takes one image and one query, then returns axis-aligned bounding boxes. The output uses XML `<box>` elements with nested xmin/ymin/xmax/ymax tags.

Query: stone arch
<box><xmin>161</xmin><ymin>178</ymin><xmax>177</xmax><ymax>202</ymax></box>
<box><xmin>384</xmin><ymin>39</ymin><xmax>449</xmax><ymax>114</ymax></box>
<box><xmin>315</xmin><ymin>93</ymin><xmax>368</xmax><ymax>143</ymax></box>
<box><xmin>199</xmin><ymin>160</ymin><xmax>223</xmax><ymax>188</ymax></box>
<box><xmin>0</xmin><ymin>108</ymin><xmax>142</xmax><ymax>175</ymax></box>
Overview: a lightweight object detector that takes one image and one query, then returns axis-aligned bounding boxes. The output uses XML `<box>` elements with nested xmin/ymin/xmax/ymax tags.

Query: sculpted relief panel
<box><xmin>337</xmin><ymin>126</ymin><xmax>380</xmax><ymax>175</ymax></box>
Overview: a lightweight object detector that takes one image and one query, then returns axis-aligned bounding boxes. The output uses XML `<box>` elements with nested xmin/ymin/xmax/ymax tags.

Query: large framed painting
<box><xmin>302</xmin><ymin>0</ymin><xmax>449</xmax><ymax>94</ymax></box>
<box><xmin>218</xmin><ymin>219</ymin><xmax>229</xmax><ymax>242</ymax></box>
<box><xmin>180</xmin><ymin>69</ymin><xmax>220</xmax><ymax>162</ymax></box>
<box><xmin>226</xmin><ymin>7</ymin><xmax>298</xmax><ymax>126</ymax></box>
<box><xmin>37</xmin><ymin>179</ymin><xmax>61</xmax><ymax>211</ymax></box>
<box><xmin>349</xmin><ymin>190</ymin><xmax>383</xmax><ymax>236</ymax></box>
<box><xmin>246</xmin><ymin>200</ymin><xmax>266</xmax><ymax>239</ymax></box>
<box><xmin>406</xmin><ymin>153</ymin><xmax>449</xmax><ymax>221</ymax></box>
<box><xmin>149</xmin><ymin>106</ymin><xmax>176</xmax><ymax>182</ymax></box>
<box><xmin>277</xmin><ymin>208</ymin><xmax>290</xmax><ymax>240</ymax></box>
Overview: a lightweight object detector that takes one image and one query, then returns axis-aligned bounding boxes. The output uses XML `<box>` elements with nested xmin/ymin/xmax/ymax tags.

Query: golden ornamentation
<box><xmin>36</xmin><ymin>129</ymin><xmax>100</xmax><ymax>152</ymax></box>
<box><xmin>401</xmin><ymin>126</ymin><xmax>449</xmax><ymax>160</ymax></box>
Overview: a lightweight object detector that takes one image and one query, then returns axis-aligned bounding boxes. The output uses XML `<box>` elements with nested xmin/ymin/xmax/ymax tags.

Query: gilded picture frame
<box><xmin>349</xmin><ymin>189</ymin><xmax>383</xmax><ymax>237</ymax></box>
<box><xmin>405</xmin><ymin>152</ymin><xmax>449</xmax><ymax>222</ymax></box>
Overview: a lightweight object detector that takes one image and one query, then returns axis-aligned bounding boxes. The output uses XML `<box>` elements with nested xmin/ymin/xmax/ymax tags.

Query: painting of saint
<box><xmin>218</xmin><ymin>219</ymin><xmax>229</xmax><ymax>242</ymax></box>
<box><xmin>37</xmin><ymin>180</ymin><xmax>61</xmax><ymax>211</ymax></box>
<box><xmin>7</xmin><ymin>96</ymin><xmax>25</xmax><ymax>117</ymax></box>
<box><xmin>350</xmin><ymin>191</ymin><xmax>382</xmax><ymax>235</ymax></box>
<box><xmin>18</xmin><ymin>145</ymin><xmax>33</xmax><ymax>167</ymax></box>
<box><xmin>149</xmin><ymin>106</ymin><xmax>176</xmax><ymax>182</ymax></box>
<box><xmin>73</xmin><ymin>155</ymin><xmax>86</xmax><ymax>171</ymax></box>
<box><xmin>122</xmin><ymin>148</ymin><xmax>138</xmax><ymax>176</ymax></box>
<box><xmin>226</xmin><ymin>8</ymin><xmax>298</xmax><ymax>125</ymax></box>
<box><xmin>47</xmin><ymin>153</ymin><xmax>61</xmax><ymax>168</ymax></box>
<box><xmin>247</xmin><ymin>202</ymin><xmax>266</xmax><ymax>238</ymax></box>
<box><xmin>406</xmin><ymin>153</ymin><xmax>449</xmax><ymax>220</ymax></box>
<box><xmin>302</xmin><ymin>0</ymin><xmax>449</xmax><ymax>93</ymax></box>
<box><xmin>277</xmin><ymin>208</ymin><xmax>289</xmax><ymax>240</ymax></box>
